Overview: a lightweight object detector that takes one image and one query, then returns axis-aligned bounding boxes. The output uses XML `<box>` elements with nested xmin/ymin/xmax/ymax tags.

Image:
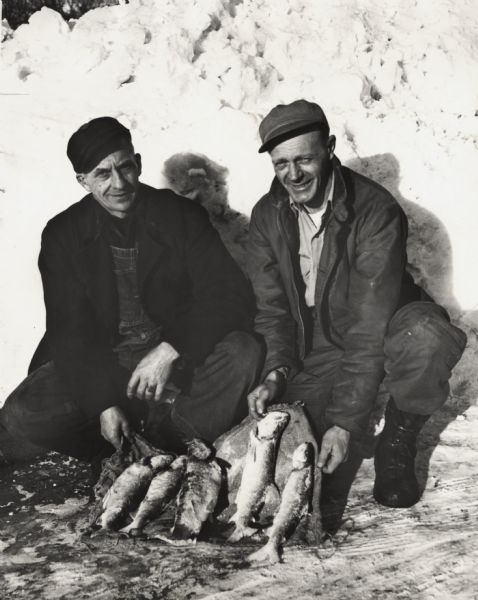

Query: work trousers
<box><xmin>283</xmin><ymin>301</ymin><xmax>467</xmax><ymax>435</ymax></box>
<box><xmin>0</xmin><ymin>331</ymin><xmax>262</xmax><ymax>462</ymax></box>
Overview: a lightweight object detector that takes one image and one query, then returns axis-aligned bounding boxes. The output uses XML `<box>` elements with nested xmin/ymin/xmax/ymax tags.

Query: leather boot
<box><xmin>373</xmin><ymin>399</ymin><xmax>429</xmax><ymax>508</ymax></box>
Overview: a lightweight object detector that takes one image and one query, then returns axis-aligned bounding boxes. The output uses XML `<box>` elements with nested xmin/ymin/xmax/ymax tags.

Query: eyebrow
<box><xmin>93</xmin><ymin>167</ymin><xmax>110</xmax><ymax>176</ymax></box>
<box><xmin>92</xmin><ymin>158</ymin><xmax>135</xmax><ymax>176</ymax></box>
<box><xmin>273</xmin><ymin>154</ymin><xmax>313</xmax><ymax>165</ymax></box>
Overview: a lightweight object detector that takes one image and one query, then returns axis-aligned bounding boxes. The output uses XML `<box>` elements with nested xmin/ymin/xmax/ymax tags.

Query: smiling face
<box><xmin>77</xmin><ymin>143</ymin><xmax>142</xmax><ymax>218</ymax></box>
<box><xmin>270</xmin><ymin>130</ymin><xmax>335</xmax><ymax>210</ymax></box>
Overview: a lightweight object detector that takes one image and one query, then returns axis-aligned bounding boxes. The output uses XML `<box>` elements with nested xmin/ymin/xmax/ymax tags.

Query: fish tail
<box><xmin>120</xmin><ymin>521</ymin><xmax>142</xmax><ymax>537</ymax></box>
<box><xmin>248</xmin><ymin>541</ymin><xmax>281</xmax><ymax>564</ymax></box>
<box><xmin>171</xmin><ymin>522</ymin><xmax>198</xmax><ymax>541</ymax></box>
<box><xmin>152</xmin><ymin>533</ymin><xmax>194</xmax><ymax>546</ymax></box>
<box><xmin>228</xmin><ymin>524</ymin><xmax>258</xmax><ymax>543</ymax></box>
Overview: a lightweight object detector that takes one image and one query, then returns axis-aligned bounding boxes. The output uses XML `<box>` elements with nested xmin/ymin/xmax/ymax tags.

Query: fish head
<box><xmin>292</xmin><ymin>442</ymin><xmax>313</xmax><ymax>469</ymax></box>
<box><xmin>187</xmin><ymin>438</ymin><xmax>213</xmax><ymax>460</ymax></box>
<box><xmin>256</xmin><ymin>411</ymin><xmax>290</xmax><ymax>439</ymax></box>
<box><xmin>150</xmin><ymin>453</ymin><xmax>175</xmax><ymax>471</ymax></box>
<box><xmin>172</xmin><ymin>455</ymin><xmax>188</xmax><ymax>470</ymax></box>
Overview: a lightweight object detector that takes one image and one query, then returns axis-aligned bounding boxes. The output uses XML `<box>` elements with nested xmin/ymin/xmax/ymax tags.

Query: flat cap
<box><xmin>67</xmin><ymin>116</ymin><xmax>132</xmax><ymax>173</ymax></box>
<box><xmin>258</xmin><ymin>99</ymin><xmax>329</xmax><ymax>153</ymax></box>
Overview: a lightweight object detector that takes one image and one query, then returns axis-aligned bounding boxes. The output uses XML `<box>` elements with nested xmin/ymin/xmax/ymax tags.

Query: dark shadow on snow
<box><xmin>346</xmin><ymin>154</ymin><xmax>470</xmax><ymax>500</ymax></box>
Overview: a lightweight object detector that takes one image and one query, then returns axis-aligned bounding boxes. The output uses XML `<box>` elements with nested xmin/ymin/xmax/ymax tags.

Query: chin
<box><xmin>291</xmin><ymin>192</ymin><xmax>314</xmax><ymax>205</ymax></box>
<box><xmin>112</xmin><ymin>199</ymin><xmax>134</xmax><ymax>210</ymax></box>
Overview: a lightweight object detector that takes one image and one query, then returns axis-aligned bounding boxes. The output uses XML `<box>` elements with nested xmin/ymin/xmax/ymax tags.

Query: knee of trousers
<box><xmin>386</xmin><ymin>301</ymin><xmax>466</xmax><ymax>366</ymax></box>
<box><xmin>1</xmin><ymin>362</ymin><xmax>85</xmax><ymax>445</ymax></box>
<box><xmin>383</xmin><ymin>302</ymin><xmax>467</xmax><ymax>410</ymax></box>
<box><xmin>217</xmin><ymin>331</ymin><xmax>264</xmax><ymax>374</ymax></box>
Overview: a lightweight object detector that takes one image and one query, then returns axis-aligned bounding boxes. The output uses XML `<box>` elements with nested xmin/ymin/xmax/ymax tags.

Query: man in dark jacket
<box><xmin>0</xmin><ymin>117</ymin><xmax>261</xmax><ymax>464</ymax></box>
<box><xmin>247</xmin><ymin>100</ymin><xmax>466</xmax><ymax>508</ymax></box>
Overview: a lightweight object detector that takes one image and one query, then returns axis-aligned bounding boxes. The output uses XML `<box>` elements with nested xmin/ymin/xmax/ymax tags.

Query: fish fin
<box><xmin>249</xmin><ymin>429</ymin><xmax>258</xmax><ymax>462</ymax></box>
<box><xmin>101</xmin><ymin>486</ymin><xmax>112</xmax><ymax>508</ymax></box>
<box><xmin>100</xmin><ymin>510</ymin><xmax>120</xmax><ymax>531</ymax></box>
<box><xmin>248</xmin><ymin>542</ymin><xmax>281</xmax><ymax>564</ymax></box>
<box><xmin>228</xmin><ymin>524</ymin><xmax>258</xmax><ymax>543</ymax></box>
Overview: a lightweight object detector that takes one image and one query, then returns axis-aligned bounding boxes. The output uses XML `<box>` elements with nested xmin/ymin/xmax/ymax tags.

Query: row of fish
<box><xmin>91</xmin><ymin>410</ymin><xmax>315</xmax><ymax>562</ymax></box>
<box><xmin>96</xmin><ymin>438</ymin><xmax>222</xmax><ymax>543</ymax></box>
<box><xmin>228</xmin><ymin>411</ymin><xmax>315</xmax><ymax>563</ymax></box>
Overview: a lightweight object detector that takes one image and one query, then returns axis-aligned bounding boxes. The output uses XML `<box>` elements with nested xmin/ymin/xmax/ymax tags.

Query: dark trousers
<box><xmin>283</xmin><ymin>302</ymin><xmax>467</xmax><ymax>435</ymax></box>
<box><xmin>0</xmin><ymin>331</ymin><xmax>262</xmax><ymax>462</ymax></box>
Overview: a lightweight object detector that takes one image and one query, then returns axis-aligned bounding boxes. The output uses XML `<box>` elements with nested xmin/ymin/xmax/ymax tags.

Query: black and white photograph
<box><xmin>1</xmin><ymin>0</ymin><xmax>477</xmax><ymax>597</ymax></box>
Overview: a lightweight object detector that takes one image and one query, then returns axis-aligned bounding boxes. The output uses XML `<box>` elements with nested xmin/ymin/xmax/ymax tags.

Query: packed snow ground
<box><xmin>1</xmin><ymin>0</ymin><xmax>477</xmax><ymax>401</ymax></box>
<box><xmin>1</xmin><ymin>405</ymin><xmax>477</xmax><ymax>599</ymax></box>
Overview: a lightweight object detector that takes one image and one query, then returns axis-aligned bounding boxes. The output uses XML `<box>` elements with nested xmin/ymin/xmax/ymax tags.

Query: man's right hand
<box><xmin>99</xmin><ymin>406</ymin><xmax>133</xmax><ymax>450</ymax></box>
<box><xmin>247</xmin><ymin>370</ymin><xmax>287</xmax><ymax>420</ymax></box>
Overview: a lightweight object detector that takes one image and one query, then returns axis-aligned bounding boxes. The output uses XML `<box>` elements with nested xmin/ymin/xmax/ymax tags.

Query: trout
<box><xmin>121</xmin><ymin>455</ymin><xmax>187</xmax><ymax>537</ymax></box>
<box><xmin>169</xmin><ymin>439</ymin><xmax>223</xmax><ymax>542</ymax></box>
<box><xmin>99</xmin><ymin>454</ymin><xmax>174</xmax><ymax>530</ymax></box>
<box><xmin>249</xmin><ymin>442</ymin><xmax>314</xmax><ymax>563</ymax></box>
<box><xmin>228</xmin><ymin>411</ymin><xmax>290</xmax><ymax>542</ymax></box>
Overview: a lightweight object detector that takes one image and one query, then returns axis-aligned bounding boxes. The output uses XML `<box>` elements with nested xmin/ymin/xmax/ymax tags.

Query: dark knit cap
<box><xmin>258</xmin><ymin>99</ymin><xmax>329</xmax><ymax>153</ymax></box>
<box><xmin>67</xmin><ymin>116</ymin><xmax>132</xmax><ymax>173</ymax></box>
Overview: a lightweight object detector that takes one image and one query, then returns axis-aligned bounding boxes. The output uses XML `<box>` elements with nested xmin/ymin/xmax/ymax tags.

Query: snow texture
<box><xmin>0</xmin><ymin>0</ymin><xmax>477</xmax><ymax>402</ymax></box>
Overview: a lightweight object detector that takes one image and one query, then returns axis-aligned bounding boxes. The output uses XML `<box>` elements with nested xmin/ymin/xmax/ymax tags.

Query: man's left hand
<box><xmin>127</xmin><ymin>342</ymin><xmax>179</xmax><ymax>402</ymax></box>
<box><xmin>317</xmin><ymin>425</ymin><xmax>350</xmax><ymax>474</ymax></box>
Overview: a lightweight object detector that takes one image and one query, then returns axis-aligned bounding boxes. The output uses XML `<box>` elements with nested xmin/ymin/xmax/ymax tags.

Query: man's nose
<box><xmin>288</xmin><ymin>162</ymin><xmax>302</xmax><ymax>181</ymax></box>
<box><xmin>111</xmin><ymin>167</ymin><xmax>127</xmax><ymax>188</ymax></box>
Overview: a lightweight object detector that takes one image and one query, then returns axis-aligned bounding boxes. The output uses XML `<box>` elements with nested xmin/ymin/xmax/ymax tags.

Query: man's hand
<box><xmin>247</xmin><ymin>369</ymin><xmax>287</xmax><ymax>420</ymax></box>
<box><xmin>317</xmin><ymin>425</ymin><xmax>350</xmax><ymax>474</ymax></box>
<box><xmin>100</xmin><ymin>406</ymin><xmax>132</xmax><ymax>450</ymax></box>
<box><xmin>127</xmin><ymin>341</ymin><xmax>179</xmax><ymax>402</ymax></box>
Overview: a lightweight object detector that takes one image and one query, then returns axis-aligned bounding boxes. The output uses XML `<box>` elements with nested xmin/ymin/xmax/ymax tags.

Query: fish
<box><xmin>121</xmin><ymin>455</ymin><xmax>187</xmax><ymax>537</ymax></box>
<box><xmin>169</xmin><ymin>438</ymin><xmax>223</xmax><ymax>542</ymax></box>
<box><xmin>93</xmin><ymin>435</ymin><xmax>173</xmax><ymax>502</ymax></box>
<box><xmin>228</xmin><ymin>410</ymin><xmax>290</xmax><ymax>542</ymax></box>
<box><xmin>248</xmin><ymin>442</ymin><xmax>314</xmax><ymax>564</ymax></box>
<box><xmin>99</xmin><ymin>453</ymin><xmax>174</xmax><ymax>530</ymax></box>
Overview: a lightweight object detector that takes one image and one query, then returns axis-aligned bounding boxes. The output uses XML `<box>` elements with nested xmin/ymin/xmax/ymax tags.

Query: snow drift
<box><xmin>1</xmin><ymin>0</ymin><xmax>477</xmax><ymax>401</ymax></box>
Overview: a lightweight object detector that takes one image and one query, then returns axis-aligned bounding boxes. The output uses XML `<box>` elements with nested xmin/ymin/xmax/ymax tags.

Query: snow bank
<box><xmin>1</xmin><ymin>0</ymin><xmax>477</xmax><ymax>399</ymax></box>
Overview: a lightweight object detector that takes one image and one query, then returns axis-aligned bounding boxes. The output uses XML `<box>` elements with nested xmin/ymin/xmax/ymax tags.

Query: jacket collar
<box><xmin>74</xmin><ymin>184</ymin><xmax>169</xmax><ymax>332</ymax></box>
<box><xmin>267</xmin><ymin>156</ymin><xmax>350</xmax><ymax>224</ymax></box>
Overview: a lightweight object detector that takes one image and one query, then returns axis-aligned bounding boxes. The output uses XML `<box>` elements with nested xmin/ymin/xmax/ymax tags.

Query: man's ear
<box><xmin>135</xmin><ymin>153</ymin><xmax>142</xmax><ymax>176</ymax></box>
<box><xmin>76</xmin><ymin>173</ymin><xmax>90</xmax><ymax>192</ymax></box>
<box><xmin>327</xmin><ymin>135</ymin><xmax>336</xmax><ymax>159</ymax></box>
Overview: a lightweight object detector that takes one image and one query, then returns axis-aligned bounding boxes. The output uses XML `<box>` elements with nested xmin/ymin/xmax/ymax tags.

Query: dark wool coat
<box><xmin>30</xmin><ymin>184</ymin><xmax>255</xmax><ymax>418</ymax></box>
<box><xmin>247</xmin><ymin>157</ymin><xmax>427</xmax><ymax>435</ymax></box>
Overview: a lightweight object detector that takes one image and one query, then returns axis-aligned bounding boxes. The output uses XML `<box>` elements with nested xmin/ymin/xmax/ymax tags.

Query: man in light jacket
<box><xmin>247</xmin><ymin>99</ymin><xmax>466</xmax><ymax>508</ymax></box>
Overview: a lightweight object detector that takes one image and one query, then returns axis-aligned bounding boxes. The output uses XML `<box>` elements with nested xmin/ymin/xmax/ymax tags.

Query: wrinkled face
<box><xmin>270</xmin><ymin>130</ymin><xmax>335</xmax><ymax>209</ymax></box>
<box><xmin>77</xmin><ymin>144</ymin><xmax>142</xmax><ymax>218</ymax></box>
